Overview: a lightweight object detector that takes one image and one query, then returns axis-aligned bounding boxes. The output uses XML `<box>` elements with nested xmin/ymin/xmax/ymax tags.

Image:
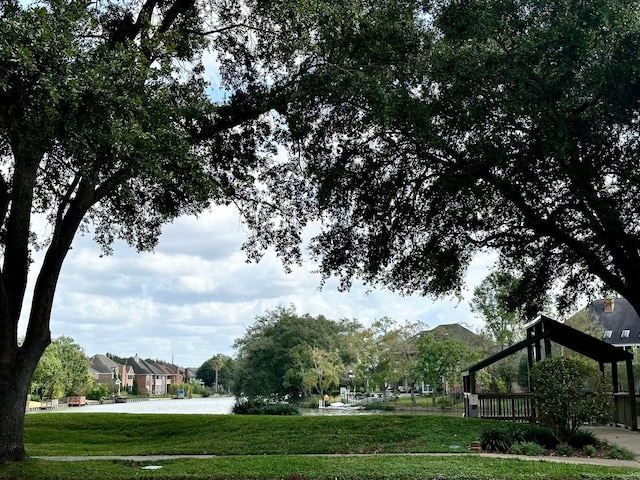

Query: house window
<box><xmin>603</xmin><ymin>331</ymin><xmax>613</xmax><ymax>339</ymax></box>
<box><xmin>621</xmin><ymin>330</ymin><xmax>630</xmax><ymax>339</ymax></box>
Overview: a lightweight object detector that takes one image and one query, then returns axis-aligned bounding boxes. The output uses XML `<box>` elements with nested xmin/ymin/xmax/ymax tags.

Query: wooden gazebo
<box><xmin>462</xmin><ymin>315</ymin><xmax>637</xmax><ymax>430</ymax></box>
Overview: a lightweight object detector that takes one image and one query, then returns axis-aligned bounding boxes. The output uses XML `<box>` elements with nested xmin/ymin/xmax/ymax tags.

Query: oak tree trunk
<box><xmin>0</xmin><ymin>353</ymin><xmax>41</xmax><ymax>462</ymax></box>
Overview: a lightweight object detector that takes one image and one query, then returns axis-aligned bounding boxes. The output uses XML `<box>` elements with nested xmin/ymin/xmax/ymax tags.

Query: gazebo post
<box><xmin>625</xmin><ymin>359</ymin><xmax>637</xmax><ymax>431</ymax></box>
<box><xmin>527</xmin><ymin>343</ymin><xmax>534</xmax><ymax>392</ymax></box>
<box><xmin>612</xmin><ymin>362</ymin><xmax>619</xmax><ymax>393</ymax></box>
<box><xmin>543</xmin><ymin>338</ymin><xmax>552</xmax><ymax>359</ymax></box>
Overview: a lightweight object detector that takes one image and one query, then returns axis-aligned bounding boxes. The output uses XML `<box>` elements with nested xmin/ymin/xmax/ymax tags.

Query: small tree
<box><xmin>531</xmin><ymin>356</ymin><xmax>612</xmax><ymax>443</ymax></box>
<box><xmin>131</xmin><ymin>378</ymin><xmax>140</xmax><ymax>396</ymax></box>
<box><xmin>470</xmin><ymin>272</ymin><xmax>524</xmax><ymax>350</ymax></box>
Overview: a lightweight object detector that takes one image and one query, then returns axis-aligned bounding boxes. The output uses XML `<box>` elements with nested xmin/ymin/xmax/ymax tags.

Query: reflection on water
<box><xmin>57</xmin><ymin>396</ymin><xmax>418</xmax><ymax>416</ymax></box>
<box><xmin>59</xmin><ymin>396</ymin><xmax>236</xmax><ymax>414</ymax></box>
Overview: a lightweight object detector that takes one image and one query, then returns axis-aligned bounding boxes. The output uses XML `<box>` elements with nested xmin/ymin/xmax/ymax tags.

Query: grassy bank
<box><xmin>0</xmin><ymin>414</ymin><xmax>636</xmax><ymax>479</ymax></box>
<box><xmin>23</xmin><ymin>413</ymin><xmax>487</xmax><ymax>456</ymax></box>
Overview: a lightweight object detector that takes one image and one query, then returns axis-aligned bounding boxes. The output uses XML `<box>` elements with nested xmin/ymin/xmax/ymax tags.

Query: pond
<box><xmin>55</xmin><ymin>396</ymin><xmax>379</xmax><ymax>415</ymax></box>
<box><xmin>59</xmin><ymin>396</ymin><xmax>236</xmax><ymax>414</ymax></box>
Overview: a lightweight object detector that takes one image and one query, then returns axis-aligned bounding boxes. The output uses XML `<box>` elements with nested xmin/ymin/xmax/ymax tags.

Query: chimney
<box><xmin>604</xmin><ymin>298</ymin><xmax>614</xmax><ymax>313</ymax></box>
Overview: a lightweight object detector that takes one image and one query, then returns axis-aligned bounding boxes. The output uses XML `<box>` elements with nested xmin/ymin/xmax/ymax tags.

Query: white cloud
<box><xmin>20</xmin><ymin>204</ymin><xmax>495</xmax><ymax>368</ymax></box>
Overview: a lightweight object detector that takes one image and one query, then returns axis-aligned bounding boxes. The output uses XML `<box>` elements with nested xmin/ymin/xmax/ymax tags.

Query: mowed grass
<box><xmin>3</xmin><ymin>413</ymin><xmax>637</xmax><ymax>480</ymax></box>
<box><xmin>1</xmin><ymin>455</ymin><xmax>639</xmax><ymax>480</ymax></box>
<box><xmin>24</xmin><ymin>413</ymin><xmax>485</xmax><ymax>456</ymax></box>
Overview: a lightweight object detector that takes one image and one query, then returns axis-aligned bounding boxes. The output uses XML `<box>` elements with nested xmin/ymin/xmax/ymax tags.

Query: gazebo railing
<box><xmin>469</xmin><ymin>393</ymin><xmax>534</xmax><ymax>422</ymax></box>
<box><xmin>467</xmin><ymin>392</ymin><xmax>637</xmax><ymax>431</ymax></box>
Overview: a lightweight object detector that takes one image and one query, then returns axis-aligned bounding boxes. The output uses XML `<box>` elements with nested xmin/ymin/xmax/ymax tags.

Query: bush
<box><xmin>232</xmin><ymin>395</ymin><xmax>300</xmax><ymax>415</ymax></box>
<box><xmin>86</xmin><ymin>385</ymin><xmax>108</xmax><ymax>401</ymax></box>
<box><xmin>531</xmin><ymin>356</ymin><xmax>612</xmax><ymax>443</ymax></box>
<box><xmin>480</xmin><ymin>429</ymin><xmax>513</xmax><ymax>452</ymax></box>
<box><xmin>480</xmin><ymin>424</ymin><xmax>557</xmax><ymax>453</ymax></box>
<box><xmin>200</xmin><ymin>387</ymin><xmax>213</xmax><ymax>397</ymax></box>
<box><xmin>363</xmin><ymin>403</ymin><xmax>395</xmax><ymax>411</ymax></box>
<box><xmin>555</xmin><ymin>443</ymin><xmax>574</xmax><ymax>456</ymax></box>
<box><xmin>607</xmin><ymin>444</ymin><xmax>635</xmax><ymax>460</ymax></box>
<box><xmin>169</xmin><ymin>383</ymin><xmax>192</xmax><ymax>397</ymax></box>
<box><xmin>568</xmin><ymin>430</ymin><xmax>600</xmax><ymax>449</ymax></box>
<box><xmin>583</xmin><ymin>444</ymin><xmax>597</xmax><ymax>457</ymax></box>
<box><xmin>520</xmin><ymin>424</ymin><xmax>557</xmax><ymax>449</ymax></box>
<box><xmin>508</xmin><ymin>442</ymin><xmax>545</xmax><ymax>456</ymax></box>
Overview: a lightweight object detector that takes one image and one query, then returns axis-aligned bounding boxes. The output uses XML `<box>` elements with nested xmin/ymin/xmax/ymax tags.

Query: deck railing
<box><xmin>474</xmin><ymin>393</ymin><xmax>534</xmax><ymax>422</ymax></box>
<box><xmin>465</xmin><ymin>392</ymin><xmax>637</xmax><ymax>430</ymax></box>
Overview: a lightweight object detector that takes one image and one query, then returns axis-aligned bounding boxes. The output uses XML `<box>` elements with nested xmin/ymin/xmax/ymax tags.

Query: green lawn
<box><xmin>0</xmin><ymin>413</ymin><xmax>635</xmax><ymax>480</ymax></box>
<box><xmin>23</xmin><ymin>413</ymin><xmax>487</xmax><ymax>456</ymax></box>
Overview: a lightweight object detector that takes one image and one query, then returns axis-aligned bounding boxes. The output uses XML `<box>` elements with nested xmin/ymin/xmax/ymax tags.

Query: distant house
<box><xmin>416</xmin><ymin>323</ymin><xmax>494</xmax><ymax>354</ymax></box>
<box><xmin>90</xmin><ymin>354</ymin><xmax>120</xmax><ymax>381</ymax></box>
<box><xmin>126</xmin><ymin>355</ymin><xmax>162</xmax><ymax>395</ymax></box>
<box><xmin>587</xmin><ymin>297</ymin><xmax>640</xmax><ymax>349</ymax></box>
<box><xmin>90</xmin><ymin>354</ymin><xmax>134</xmax><ymax>393</ymax></box>
<box><xmin>183</xmin><ymin>368</ymin><xmax>198</xmax><ymax>384</ymax></box>
<box><xmin>125</xmin><ymin>355</ymin><xmax>183</xmax><ymax>394</ymax></box>
<box><xmin>401</xmin><ymin>323</ymin><xmax>492</xmax><ymax>394</ymax></box>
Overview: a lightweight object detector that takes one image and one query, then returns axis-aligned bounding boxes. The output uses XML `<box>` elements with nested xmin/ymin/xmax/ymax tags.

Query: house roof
<box><xmin>126</xmin><ymin>355</ymin><xmax>160</xmax><ymax>375</ymax></box>
<box><xmin>125</xmin><ymin>356</ymin><xmax>180</xmax><ymax>376</ymax></box>
<box><xmin>464</xmin><ymin>314</ymin><xmax>633</xmax><ymax>375</ymax></box>
<box><xmin>415</xmin><ymin>322</ymin><xmax>494</xmax><ymax>353</ymax></box>
<box><xmin>588</xmin><ymin>297</ymin><xmax>640</xmax><ymax>347</ymax></box>
<box><xmin>90</xmin><ymin>354</ymin><xmax>120</xmax><ymax>374</ymax></box>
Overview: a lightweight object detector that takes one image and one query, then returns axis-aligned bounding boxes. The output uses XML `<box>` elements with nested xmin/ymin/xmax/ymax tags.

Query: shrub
<box><xmin>169</xmin><ymin>383</ymin><xmax>192</xmax><ymax>397</ymax></box>
<box><xmin>232</xmin><ymin>395</ymin><xmax>300</xmax><ymax>415</ymax></box>
<box><xmin>583</xmin><ymin>444</ymin><xmax>597</xmax><ymax>457</ymax></box>
<box><xmin>607</xmin><ymin>444</ymin><xmax>635</xmax><ymax>460</ymax></box>
<box><xmin>363</xmin><ymin>403</ymin><xmax>395</xmax><ymax>411</ymax></box>
<box><xmin>480</xmin><ymin>424</ymin><xmax>558</xmax><ymax>453</ymax></box>
<box><xmin>531</xmin><ymin>356</ymin><xmax>612</xmax><ymax>443</ymax></box>
<box><xmin>504</xmin><ymin>426</ymin><xmax>526</xmax><ymax>444</ymax></box>
<box><xmin>480</xmin><ymin>429</ymin><xmax>513</xmax><ymax>452</ymax></box>
<box><xmin>200</xmin><ymin>387</ymin><xmax>213</xmax><ymax>398</ymax></box>
<box><xmin>508</xmin><ymin>442</ymin><xmax>545</xmax><ymax>456</ymax></box>
<box><xmin>568</xmin><ymin>430</ymin><xmax>600</xmax><ymax>449</ymax></box>
<box><xmin>520</xmin><ymin>424</ymin><xmax>557</xmax><ymax>449</ymax></box>
<box><xmin>86</xmin><ymin>385</ymin><xmax>108</xmax><ymax>401</ymax></box>
<box><xmin>555</xmin><ymin>443</ymin><xmax>574</xmax><ymax>456</ymax></box>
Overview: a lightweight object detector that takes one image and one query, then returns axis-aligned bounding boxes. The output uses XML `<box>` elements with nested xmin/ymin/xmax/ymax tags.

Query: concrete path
<box><xmin>586</xmin><ymin>425</ymin><xmax>640</xmax><ymax>458</ymax></box>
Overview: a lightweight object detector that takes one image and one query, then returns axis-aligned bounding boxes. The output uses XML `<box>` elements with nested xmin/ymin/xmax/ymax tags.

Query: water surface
<box><xmin>60</xmin><ymin>396</ymin><xmax>235</xmax><ymax>414</ymax></box>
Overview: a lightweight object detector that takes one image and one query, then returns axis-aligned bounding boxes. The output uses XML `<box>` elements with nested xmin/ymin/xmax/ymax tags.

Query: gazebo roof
<box><xmin>464</xmin><ymin>314</ymin><xmax>633</xmax><ymax>375</ymax></box>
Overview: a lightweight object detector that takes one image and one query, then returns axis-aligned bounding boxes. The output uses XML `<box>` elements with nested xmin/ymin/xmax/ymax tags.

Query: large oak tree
<box><xmin>0</xmin><ymin>0</ymin><xmax>419</xmax><ymax>461</ymax></box>
<box><xmin>287</xmin><ymin>0</ymin><xmax>640</xmax><ymax>318</ymax></box>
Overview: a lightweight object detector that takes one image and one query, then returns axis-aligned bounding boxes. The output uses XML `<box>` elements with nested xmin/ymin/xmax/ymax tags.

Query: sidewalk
<box><xmin>586</xmin><ymin>425</ymin><xmax>640</xmax><ymax>458</ymax></box>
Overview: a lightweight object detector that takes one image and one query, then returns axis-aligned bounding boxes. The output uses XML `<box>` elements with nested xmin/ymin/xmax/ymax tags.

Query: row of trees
<box><xmin>195</xmin><ymin>271</ymin><xmax>612</xmax><ymax>401</ymax></box>
<box><xmin>196</xmin><ymin>305</ymin><xmax>492</xmax><ymax>405</ymax></box>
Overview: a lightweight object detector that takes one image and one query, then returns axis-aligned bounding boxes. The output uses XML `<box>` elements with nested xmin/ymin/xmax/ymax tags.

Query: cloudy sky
<box><xmin>21</xmin><ymin>204</ymin><xmax>497</xmax><ymax>369</ymax></box>
<box><xmin>18</xmin><ymin>51</ymin><xmax>499</xmax><ymax>370</ymax></box>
